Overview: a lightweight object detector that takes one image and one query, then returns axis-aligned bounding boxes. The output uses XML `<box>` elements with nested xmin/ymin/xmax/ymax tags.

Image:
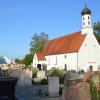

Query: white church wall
<box><xmin>33</xmin><ymin>53</ymin><xmax>38</xmax><ymax>67</ymax></box>
<box><xmin>33</xmin><ymin>53</ymin><xmax>46</xmax><ymax>68</ymax></box>
<box><xmin>78</xmin><ymin>33</ymin><xmax>100</xmax><ymax>72</ymax></box>
<box><xmin>66</xmin><ymin>52</ymin><xmax>77</xmax><ymax>71</ymax></box>
<box><xmin>45</xmin><ymin>55</ymin><xmax>63</xmax><ymax>70</ymax></box>
<box><xmin>45</xmin><ymin>52</ymin><xmax>77</xmax><ymax>71</ymax></box>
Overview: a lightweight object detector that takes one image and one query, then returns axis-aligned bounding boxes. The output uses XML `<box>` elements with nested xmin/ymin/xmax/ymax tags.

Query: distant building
<box><xmin>0</xmin><ymin>56</ymin><xmax>12</xmax><ymax>64</ymax></box>
<box><xmin>33</xmin><ymin>4</ymin><xmax>100</xmax><ymax>72</ymax></box>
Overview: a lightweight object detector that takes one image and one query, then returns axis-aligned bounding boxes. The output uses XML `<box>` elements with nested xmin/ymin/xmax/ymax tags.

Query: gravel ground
<box><xmin>15</xmin><ymin>85</ymin><xmax>62</xmax><ymax>100</ymax></box>
<box><xmin>16</xmin><ymin>85</ymin><xmax>47</xmax><ymax>100</ymax></box>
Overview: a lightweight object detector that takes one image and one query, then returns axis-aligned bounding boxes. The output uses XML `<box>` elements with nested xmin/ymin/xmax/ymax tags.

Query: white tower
<box><xmin>81</xmin><ymin>4</ymin><xmax>93</xmax><ymax>34</ymax></box>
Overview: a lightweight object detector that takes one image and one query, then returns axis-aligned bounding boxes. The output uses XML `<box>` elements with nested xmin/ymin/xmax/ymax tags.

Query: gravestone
<box><xmin>64</xmin><ymin>71</ymin><xmax>77</xmax><ymax>87</ymax></box>
<box><xmin>37</xmin><ymin>71</ymin><xmax>45</xmax><ymax>79</ymax></box>
<box><xmin>17</xmin><ymin>68</ymin><xmax>32</xmax><ymax>86</ymax></box>
<box><xmin>48</xmin><ymin>76</ymin><xmax>59</xmax><ymax>97</ymax></box>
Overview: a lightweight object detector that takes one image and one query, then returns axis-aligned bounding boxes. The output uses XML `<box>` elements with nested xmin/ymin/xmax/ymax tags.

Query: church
<box><xmin>33</xmin><ymin>5</ymin><xmax>100</xmax><ymax>72</ymax></box>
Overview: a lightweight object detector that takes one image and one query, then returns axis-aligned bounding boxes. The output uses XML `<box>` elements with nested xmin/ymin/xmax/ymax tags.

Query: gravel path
<box><xmin>15</xmin><ymin>85</ymin><xmax>62</xmax><ymax>100</ymax></box>
<box><xmin>15</xmin><ymin>85</ymin><xmax>47</xmax><ymax>100</ymax></box>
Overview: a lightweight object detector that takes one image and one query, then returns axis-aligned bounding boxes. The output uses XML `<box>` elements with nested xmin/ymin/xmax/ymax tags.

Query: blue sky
<box><xmin>0</xmin><ymin>0</ymin><xmax>100</xmax><ymax>59</ymax></box>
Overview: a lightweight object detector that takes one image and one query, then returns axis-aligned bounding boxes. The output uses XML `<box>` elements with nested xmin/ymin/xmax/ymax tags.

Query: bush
<box><xmin>78</xmin><ymin>69</ymin><xmax>85</xmax><ymax>74</ymax></box>
<box><xmin>40</xmin><ymin>79</ymin><xmax>48</xmax><ymax>85</ymax></box>
<box><xmin>32</xmin><ymin>72</ymin><xmax>37</xmax><ymax>78</ymax></box>
<box><xmin>50</xmin><ymin>68</ymin><xmax>64</xmax><ymax>77</ymax></box>
<box><xmin>32</xmin><ymin>68</ymin><xmax>37</xmax><ymax>78</ymax></box>
<box><xmin>59</xmin><ymin>77</ymin><xmax>64</xmax><ymax>84</ymax></box>
<box><xmin>88</xmin><ymin>79</ymin><xmax>99</xmax><ymax>100</ymax></box>
<box><xmin>50</xmin><ymin>68</ymin><xmax>64</xmax><ymax>84</ymax></box>
<box><xmin>42</xmin><ymin>64</ymin><xmax>47</xmax><ymax>71</ymax></box>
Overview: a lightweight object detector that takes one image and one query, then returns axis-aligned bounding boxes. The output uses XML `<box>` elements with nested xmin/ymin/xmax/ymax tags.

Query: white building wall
<box><xmin>33</xmin><ymin>53</ymin><xmax>38</xmax><ymax>68</ymax></box>
<box><xmin>33</xmin><ymin>53</ymin><xmax>46</xmax><ymax>68</ymax></box>
<box><xmin>45</xmin><ymin>52</ymin><xmax>77</xmax><ymax>70</ymax></box>
<box><xmin>78</xmin><ymin>33</ymin><xmax>100</xmax><ymax>72</ymax></box>
<box><xmin>66</xmin><ymin>52</ymin><xmax>78</xmax><ymax>71</ymax></box>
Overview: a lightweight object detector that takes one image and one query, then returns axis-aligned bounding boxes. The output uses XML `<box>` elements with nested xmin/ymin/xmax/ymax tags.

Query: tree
<box><xmin>15</xmin><ymin>58</ymin><xmax>24</xmax><ymax>64</ymax></box>
<box><xmin>23</xmin><ymin>54</ymin><xmax>33</xmax><ymax>66</ymax></box>
<box><xmin>93</xmin><ymin>22</ymin><xmax>100</xmax><ymax>44</ymax></box>
<box><xmin>30</xmin><ymin>32</ymin><xmax>48</xmax><ymax>54</ymax></box>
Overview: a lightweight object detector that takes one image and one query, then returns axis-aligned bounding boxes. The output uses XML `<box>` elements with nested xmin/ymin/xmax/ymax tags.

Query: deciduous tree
<box><xmin>93</xmin><ymin>22</ymin><xmax>100</xmax><ymax>44</ymax></box>
<box><xmin>23</xmin><ymin>54</ymin><xmax>33</xmax><ymax>66</ymax></box>
<box><xmin>30</xmin><ymin>32</ymin><xmax>48</xmax><ymax>54</ymax></box>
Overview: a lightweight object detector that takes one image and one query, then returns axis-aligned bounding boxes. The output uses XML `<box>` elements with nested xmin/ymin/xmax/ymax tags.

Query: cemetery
<box><xmin>0</xmin><ymin>2</ymin><xmax>100</xmax><ymax>100</ymax></box>
<box><xmin>0</xmin><ymin>62</ymin><xmax>100</xmax><ymax>100</ymax></box>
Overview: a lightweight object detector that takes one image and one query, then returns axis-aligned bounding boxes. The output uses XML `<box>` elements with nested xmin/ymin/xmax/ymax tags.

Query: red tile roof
<box><xmin>43</xmin><ymin>32</ymin><xmax>86</xmax><ymax>55</ymax></box>
<box><xmin>36</xmin><ymin>52</ymin><xmax>46</xmax><ymax>61</ymax></box>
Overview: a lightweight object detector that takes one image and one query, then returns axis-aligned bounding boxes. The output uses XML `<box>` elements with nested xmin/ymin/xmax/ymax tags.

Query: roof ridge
<box><xmin>49</xmin><ymin>31</ymin><xmax>81</xmax><ymax>41</ymax></box>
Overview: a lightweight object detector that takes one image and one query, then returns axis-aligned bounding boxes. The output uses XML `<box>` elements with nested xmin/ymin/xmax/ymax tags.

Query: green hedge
<box><xmin>88</xmin><ymin>79</ymin><xmax>99</xmax><ymax>100</ymax></box>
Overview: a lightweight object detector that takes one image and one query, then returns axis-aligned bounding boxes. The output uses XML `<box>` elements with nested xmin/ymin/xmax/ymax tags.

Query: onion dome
<box><xmin>81</xmin><ymin>4</ymin><xmax>91</xmax><ymax>15</ymax></box>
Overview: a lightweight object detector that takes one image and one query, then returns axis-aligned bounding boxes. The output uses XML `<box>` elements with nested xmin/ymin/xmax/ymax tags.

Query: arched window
<box><xmin>83</xmin><ymin>22</ymin><xmax>85</xmax><ymax>26</ymax></box>
<box><xmin>64</xmin><ymin>64</ymin><xmax>67</xmax><ymax>70</ymax></box>
<box><xmin>88</xmin><ymin>16</ymin><xmax>90</xmax><ymax>19</ymax></box>
<box><xmin>65</xmin><ymin>55</ymin><xmax>67</xmax><ymax>59</ymax></box>
<box><xmin>88</xmin><ymin>21</ymin><xmax>90</xmax><ymax>25</ymax></box>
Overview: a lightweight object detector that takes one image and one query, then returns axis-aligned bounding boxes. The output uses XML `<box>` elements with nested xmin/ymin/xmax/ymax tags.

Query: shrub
<box><xmin>42</xmin><ymin>64</ymin><xmax>47</xmax><ymax>71</ymax></box>
<box><xmin>32</xmin><ymin>68</ymin><xmax>37</xmax><ymax>78</ymax></box>
<box><xmin>78</xmin><ymin>69</ymin><xmax>85</xmax><ymax>74</ymax></box>
<box><xmin>88</xmin><ymin>79</ymin><xmax>99</xmax><ymax>100</ymax></box>
<box><xmin>40</xmin><ymin>79</ymin><xmax>48</xmax><ymax>85</ymax></box>
<box><xmin>50</xmin><ymin>68</ymin><xmax>64</xmax><ymax>77</ymax></box>
<box><xmin>59</xmin><ymin>77</ymin><xmax>64</xmax><ymax>84</ymax></box>
<box><xmin>50</xmin><ymin>68</ymin><xmax>64</xmax><ymax>84</ymax></box>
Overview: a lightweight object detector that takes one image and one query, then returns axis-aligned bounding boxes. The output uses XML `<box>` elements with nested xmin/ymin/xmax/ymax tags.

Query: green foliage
<box><xmin>30</xmin><ymin>32</ymin><xmax>48</xmax><ymax>54</ymax></box>
<box><xmin>95</xmin><ymin>34</ymin><xmax>100</xmax><ymax>44</ymax></box>
<box><xmin>88</xmin><ymin>79</ymin><xmax>99</xmax><ymax>100</ymax></box>
<box><xmin>23</xmin><ymin>54</ymin><xmax>33</xmax><ymax>66</ymax></box>
<box><xmin>50</xmin><ymin>68</ymin><xmax>64</xmax><ymax>77</ymax></box>
<box><xmin>15</xmin><ymin>54</ymin><xmax>33</xmax><ymax>66</ymax></box>
<box><xmin>77</xmin><ymin>69</ymin><xmax>85</xmax><ymax>74</ymax></box>
<box><xmin>50</xmin><ymin>68</ymin><xmax>64</xmax><ymax>84</ymax></box>
<box><xmin>94</xmin><ymin>22</ymin><xmax>100</xmax><ymax>34</ymax></box>
<box><xmin>42</xmin><ymin>64</ymin><xmax>47</xmax><ymax>71</ymax></box>
<box><xmin>15</xmin><ymin>58</ymin><xmax>24</xmax><ymax>64</ymax></box>
<box><xmin>93</xmin><ymin>22</ymin><xmax>100</xmax><ymax>44</ymax></box>
<box><xmin>32</xmin><ymin>68</ymin><xmax>37</xmax><ymax>78</ymax></box>
<box><xmin>40</xmin><ymin>79</ymin><xmax>48</xmax><ymax>85</ymax></box>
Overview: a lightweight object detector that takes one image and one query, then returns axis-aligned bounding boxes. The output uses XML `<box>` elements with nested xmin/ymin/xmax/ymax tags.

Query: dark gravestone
<box><xmin>0</xmin><ymin>77</ymin><xmax>17</xmax><ymax>100</ymax></box>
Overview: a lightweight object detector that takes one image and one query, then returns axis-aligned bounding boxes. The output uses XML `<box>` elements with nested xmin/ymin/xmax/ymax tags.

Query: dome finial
<box><xmin>81</xmin><ymin>2</ymin><xmax>91</xmax><ymax>16</ymax></box>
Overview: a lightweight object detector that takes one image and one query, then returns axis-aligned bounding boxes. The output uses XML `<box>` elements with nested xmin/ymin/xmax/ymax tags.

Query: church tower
<box><xmin>81</xmin><ymin>3</ymin><xmax>93</xmax><ymax>34</ymax></box>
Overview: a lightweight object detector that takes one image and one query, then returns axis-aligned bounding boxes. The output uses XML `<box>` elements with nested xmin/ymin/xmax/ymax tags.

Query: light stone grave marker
<box><xmin>37</xmin><ymin>70</ymin><xmax>45</xmax><ymax>79</ymax></box>
<box><xmin>48</xmin><ymin>76</ymin><xmax>59</xmax><ymax>97</ymax></box>
<box><xmin>17</xmin><ymin>69</ymin><xmax>32</xmax><ymax>86</ymax></box>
